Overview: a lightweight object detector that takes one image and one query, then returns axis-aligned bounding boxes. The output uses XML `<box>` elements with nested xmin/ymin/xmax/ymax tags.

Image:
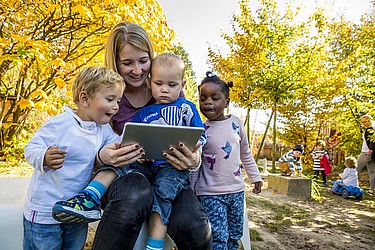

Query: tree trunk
<box><xmin>246</xmin><ymin>108</ymin><xmax>250</xmax><ymax>145</ymax></box>
<box><xmin>272</xmin><ymin>103</ymin><xmax>277</xmax><ymax>172</ymax></box>
<box><xmin>255</xmin><ymin>110</ymin><xmax>274</xmax><ymax>162</ymax></box>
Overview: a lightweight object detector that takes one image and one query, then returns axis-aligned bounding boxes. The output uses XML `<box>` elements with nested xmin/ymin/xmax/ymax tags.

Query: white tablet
<box><xmin>121</xmin><ymin>122</ymin><xmax>205</xmax><ymax>160</ymax></box>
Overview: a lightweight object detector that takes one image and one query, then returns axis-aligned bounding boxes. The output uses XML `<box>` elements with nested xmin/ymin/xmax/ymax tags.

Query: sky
<box><xmin>157</xmin><ymin>0</ymin><xmax>373</xmax><ymax>131</ymax></box>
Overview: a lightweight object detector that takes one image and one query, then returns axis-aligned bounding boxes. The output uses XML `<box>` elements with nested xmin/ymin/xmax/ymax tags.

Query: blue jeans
<box><xmin>357</xmin><ymin>152</ymin><xmax>375</xmax><ymax>191</ymax></box>
<box><xmin>130</xmin><ymin>162</ymin><xmax>190</xmax><ymax>225</ymax></box>
<box><xmin>98</xmin><ymin>162</ymin><xmax>190</xmax><ymax>225</ymax></box>
<box><xmin>199</xmin><ymin>191</ymin><xmax>244</xmax><ymax>250</ymax></box>
<box><xmin>23</xmin><ymin>217</ymin><xmax>87</xmax><ymax>250</ymax></box>
<box><xmin>92</xmin><ymin>172</ymin><xmax>213</xmax><ymax>250</ymax></box>
<box><xmin>331</xmin><ymin>180</ymin><xmax>345</xmax><ymax>192</ymax></box>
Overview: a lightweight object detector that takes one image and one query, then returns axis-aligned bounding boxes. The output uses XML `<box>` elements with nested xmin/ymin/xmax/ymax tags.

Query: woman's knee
<box><xmin>168</xmin><ymin>189</ymin><xmax>212</xmax><ymax>249</ymax></box>
<box><xmin>102</xmin><ymin>172</ymin><xmax>153</xmax><ymax>208</ymax></box>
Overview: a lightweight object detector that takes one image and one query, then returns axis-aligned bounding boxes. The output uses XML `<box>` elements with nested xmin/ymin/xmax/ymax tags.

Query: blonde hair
<box><xmin>344</xmin><ymin>156</ymin><xmax>357</xmax><ymax>169</ymax></box>
<box><xmin>361</xmin><ymin>114</ymin><xmax>372</xmax><ymax>122</ymax></box>
<box><xmin>105</xmin><ymin>22</ymin><xmax>154</xmax><ymax>73</ymax></box>
<box><xmin>72</xmin><ymin>66</ymin><xmax>125</xmax><ymax>104</ymax></box>
<box><xmin>315</xmin><ymin>140</ymin><xmax>326</xmax><ymax>147</ymax></box>
<box><xmin>151</xmin><ymin>53</ymin><xmax>185</xmax><ymax>81</ymax></box>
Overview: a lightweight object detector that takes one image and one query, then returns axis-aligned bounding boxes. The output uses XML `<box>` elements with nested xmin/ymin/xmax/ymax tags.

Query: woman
<box><xmin>92</xmin><ymin>22</ymin><xmax>213</xmax><ymax>249</ymax></box>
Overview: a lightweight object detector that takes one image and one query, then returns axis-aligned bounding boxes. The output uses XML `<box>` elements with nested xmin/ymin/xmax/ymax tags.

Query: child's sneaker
<box><xmin>52</xmin><ymin>192</ymin><xmax>101</xmax><ymax>223</ymax></box>
<box><xmin>367</xmin><ymin>190</ymin><xmax>374</xmax><ymax>196</ymax></box>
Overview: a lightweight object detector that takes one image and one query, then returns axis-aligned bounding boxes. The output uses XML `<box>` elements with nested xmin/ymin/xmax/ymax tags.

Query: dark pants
<box><xmin>314</xmin><ymin>170</ymin><xmax>327</xmax><ymax>183</ymax></box>
<box><xmin>92</xmin><ymin>172</ymin><xmax>213</xmax><ymax>250</ymax></box>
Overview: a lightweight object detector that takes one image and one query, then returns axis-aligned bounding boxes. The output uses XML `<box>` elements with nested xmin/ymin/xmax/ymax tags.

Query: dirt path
<box><xmin>246</xmin><ymin>179</ymin><xmax>375</xmax><ymax>250</ymax></box>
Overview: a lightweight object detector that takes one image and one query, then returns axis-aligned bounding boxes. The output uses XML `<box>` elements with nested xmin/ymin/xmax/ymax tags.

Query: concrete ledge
<box><xmin>0</xmin><ymin>177</ymin><xmax>30</xmax><ymax>250</ymax></box>
<box><xmin>1</xmin><ymin>177</ymin><xmax>252</xmax><ymax>249</ymax></box>
<box><xmin>267</xmin><ymin>174</ymin><xmax>311</xmax><ymax>199</ymax></box>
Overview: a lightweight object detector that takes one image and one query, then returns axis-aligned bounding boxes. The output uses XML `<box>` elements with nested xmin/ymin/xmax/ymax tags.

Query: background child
<box><xmin>278</xmin><ymin>144</ymin><xmax>304</xmax><ymax>177</ymax></box>
<box><xmin>312</xmin><ymin>140</ymin><xmax>330</xmax><ymax>186</ymax></box>
<box><xmin>23</xmin><ymin>66</ymin><xmax>124</xmax><ymax>249</ymax></box>
<box><xmin>329</xmin><ymin>156</ymin><xmax>359</xmax><ymax>193</ymax></box>
<box><xmin>191</xmin><ymin>71</ymin><xmax>262</xmax><ymax>250</ymax></box>
<box><xmin>54</xmin><ymin>53</ymin><xmax>205</xmax><ymax>250</ymax></box>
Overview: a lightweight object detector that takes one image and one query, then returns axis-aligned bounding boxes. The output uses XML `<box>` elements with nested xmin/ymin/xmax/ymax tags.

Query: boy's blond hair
<box><xmin>72</xmin><ymin>66</ymin><xmax>125</xmax><ymax>104</ymax></box>
<box><xmin>344</xmin><ymin>156</ymin><xmax>357</xmax><ymax>169</ymax></box>
<box><xmin>151</xmin><ymin>53</ymin><xmax>185</xmax><ymax>81</ymax></box>
<box><xmin>361</xmin><ymin>114</ymin><xmax>372</xmax><ymax>120</ymax></box>
<box><xmin>315</xmin><ymin>140</ymin><xmax>326</xmax><ymax>147</ymax></box>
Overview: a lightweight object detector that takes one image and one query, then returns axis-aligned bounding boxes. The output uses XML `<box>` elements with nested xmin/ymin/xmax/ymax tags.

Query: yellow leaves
<box><xmin>1</xmin><ymin>0</ymin><xmax>177</xmax><ymax>141</ymax></box>
<box><xmin>34</xmin><ymin>102</ymin><xmax>45</xmax><ymax>110</ymax></box>
<box><xmin>47</xmin><ymin>106</ymin><xmax>58</xmax><ymax>116</ymax></box>
<box><xmin>50</xmin><ymin>58</ymin><xmax>66</xmax><ymax>67</ymax></box>
<box><xmin>17</xmin><ymin>99</ymin><xmax>34</xmax><ymax>110</ymax></box>
<box><xmin>0</xmin><ymin>38</ymin><xmax>10</xmax><ymax>49</ymax></box>
<box><xmin>11</xmin><ymin>35</ymin><xmax>28</xmax><ymax>43</ymax></box>
<box><xmin>33</xmin><ymin>100</ymin><xmax>59</xmax><ymax>117</ymax></box>
<box><xmin>124</xmin><ymin>0</ymin><xmax>137</xmax><ymax>4</ymax></box>
<box><xmin>72</xmin><ymin>5</ymin><xmax>92</xmax><ymax>19</ymax></box>
<box><xmin>54</xmin><ymin>77</ymin><xmax>66</xmax><ymax>88</ymax></box>
<box><xmin>47</xmin><ymin>4</ymin><xmax>59</xmax><ymax>12</ymax></box>
<box><xmin>31</xmin><ymin>90</ymin><xmax>48</xmax><ymax>99</ymax></box>
<box><xmin>1</xmin><ymin>123</ymin><xmax>11</xmax><ymax>129</ymax></box>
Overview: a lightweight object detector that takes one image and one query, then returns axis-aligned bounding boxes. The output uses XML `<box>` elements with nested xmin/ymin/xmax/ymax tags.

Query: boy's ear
<box><xmin>181</xmin><ymin>80</ymin><xmax>186</xmax><ymax>88</ymax></box>
<box><xmin>79</xmin><ymin>91</ymin><xmax>90</xmax><ymax>107</ymax></box>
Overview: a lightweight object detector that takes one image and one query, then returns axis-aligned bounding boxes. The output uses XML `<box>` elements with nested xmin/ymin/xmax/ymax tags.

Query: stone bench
<box><xmin>267</xmin><ymin>174</ymin><xmax>312</xmax><ymax>199</ymax></box>
<box><xmin>0</xmin><ymin>177</ymin><xmax>29</xmax><ymax>250</ymax></box>
<box><xmin>0</xmin><ymin>177</ymin><xmax>251</xmax><ymax>249</ymax></box>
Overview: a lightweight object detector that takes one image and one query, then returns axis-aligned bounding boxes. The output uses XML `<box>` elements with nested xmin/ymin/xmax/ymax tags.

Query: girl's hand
<box><xmin>98</xmin><ymin>142</ymin><xmax>144</xmax><ymax>167</ymax></box>
<box><xmin>163</xmin><ymin>142</ymin><xmax>202</xmax><ymax>171</ymax></box>
<box><xmin>252</xmin><ymin>181</ymin><xmax>262</xmax><ymax>194</ymax></box>
<box><xmin>44</xmin><ymin>146</ymin><xmax>67</xmax><ymax>170</ymax></box>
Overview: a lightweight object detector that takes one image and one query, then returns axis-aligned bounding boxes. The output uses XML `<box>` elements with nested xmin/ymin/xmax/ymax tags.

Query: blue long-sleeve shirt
<box><xmin>132</xmin><ymin>98</ymin><xmax>206</xmax><ymax>166</ymax></box>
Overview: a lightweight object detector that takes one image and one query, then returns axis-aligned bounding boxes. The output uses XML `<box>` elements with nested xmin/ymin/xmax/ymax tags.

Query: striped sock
<box><xmin>84</xmin><ymin>180</ymin><xmax>106</xmax><ymax>204</ymax></box>
<box><xmin>145</xmin><ymin>237</ymin><xmax>165</xmax><ymax>250</ymax></box>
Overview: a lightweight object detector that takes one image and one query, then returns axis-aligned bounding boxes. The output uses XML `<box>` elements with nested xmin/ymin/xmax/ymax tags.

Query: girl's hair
<box><xmin>72</xmin><ymin>66</ymin><xmax>124</xmax><ymax>104</ymax></box>
<box><xmin>105</xmin><ymin>22</ymin><xmax>154</xmax><ymax>73</ymax></box>
<box><xmin>361</xmin><ymin>114</ymin><xmax>372</xmax><ymax>122</ymax></box>
<box><xmin>151</xmin><ymin>53</ymin><xmax>185</xmax><ymax>81</ymax></box>
<box><xmin>315</xmin><ymin>140</ymin><xmax>326</xmax><ymax>147</ymax></box>
<box><xmin>344</xmin><ymin>156</ymin><xmax>357</xmax><ymax>169</ymax></box>
<box><xmin>198</xmin><ymin>71</ymin><xmax>233</xmax><ymax>98</ymax></box>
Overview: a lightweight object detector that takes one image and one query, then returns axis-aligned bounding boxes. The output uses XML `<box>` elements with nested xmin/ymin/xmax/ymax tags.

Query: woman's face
<box><xmin>116</xmin><ymin>44</ymin><xmax>151</xmax><ymax>90</ymax></box>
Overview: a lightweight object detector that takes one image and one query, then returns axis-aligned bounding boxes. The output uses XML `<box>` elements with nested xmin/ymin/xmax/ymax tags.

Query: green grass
<box><xmin>257</xmin><ymin>198</ymin><xmax>293</xmax><ymax>215</ymax></box>
<box><xmin>266</xmin><ymin>218</ymin><xmax>293</xmax><ymax>233</ymax></box>
<box><xmin>249</xmin><ymin>228</ymin><xmax>263</xmax><ymax>241</ymax></box>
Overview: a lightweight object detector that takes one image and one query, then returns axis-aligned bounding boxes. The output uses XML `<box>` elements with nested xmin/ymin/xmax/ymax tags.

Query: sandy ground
<box><xmin>247</xmin><ymin>177</ymin><xmax>375</xmax><ymax>250</ymax></box>
<box><xmin>3</xmin><ymin>161</ymin><xmax>373</xmax><ymax>249</ymax></box>
<box><xmin>84</xmin><ymin>173</ymin><xmax>375</xmax><ymax>250</ymax></box>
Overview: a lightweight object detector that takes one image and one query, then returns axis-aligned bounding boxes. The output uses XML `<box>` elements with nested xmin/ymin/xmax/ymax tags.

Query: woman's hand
<box><xmin>163</xmin><ymin>141</ymin><xmax>202</xmax><ymax>171</ymax></box>
<box><xmin>98</xmin><ymin>142</ymin><xmax>144</xmax><ymax>167</ymax></box>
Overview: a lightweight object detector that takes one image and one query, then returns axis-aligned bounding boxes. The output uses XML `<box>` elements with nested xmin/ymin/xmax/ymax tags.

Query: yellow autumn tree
<box><xmin>0</xmin><ymin>0</ymin><xmax>175</xmax><ymax>154</ymax></box>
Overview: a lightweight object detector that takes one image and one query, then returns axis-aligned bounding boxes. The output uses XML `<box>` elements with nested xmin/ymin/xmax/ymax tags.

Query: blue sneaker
<box><xmin>52</xmin><ymin>192</ymin><xmax>101</xmax><ymax>223</ymax></box>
